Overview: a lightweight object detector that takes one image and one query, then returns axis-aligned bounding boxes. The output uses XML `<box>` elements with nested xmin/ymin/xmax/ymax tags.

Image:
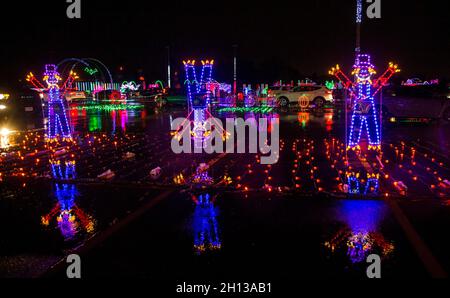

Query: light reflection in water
<box><xmin>120</xmin><ymin>110</ymin><xmax>128</xmax><ymax>133</ymax></box>
<box><xmin>0</xmin><ymin>128</ymin><xmax>11</xmax><ymax>148</ymax></box>
<box><xmin>69</xmin><ymin>108</ymin><xmax>143</xmax><ymax>134</ymax></box>
<box><xmin>346</xmin><ymin>174</ymin><xmax>380</xmax><ymax>195</ymax></box>
<box><xmin>298</xmin><ymin>112</ymin><xmax>310</xmax><ymax>128</ymax></box>
<box><xmin>296</xmin><ymin>111</ymin><xmax>334</xmax><ymax>131</ymax></box>
<box><xmin>325</xmin><ymin>200</ymin><xmax>394</xmax><ymax>264</ymax></box>
<box><xmin>192</xmin><ymin>193</ymin><xmax>221</xmax><ymax>254</ymax></box>
<box><xmin>41</xmin><ymin>159</ymin><xmax>95</xmax><ymax>240</ymax></box>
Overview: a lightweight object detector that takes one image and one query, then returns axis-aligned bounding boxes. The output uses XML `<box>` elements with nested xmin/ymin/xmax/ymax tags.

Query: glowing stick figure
<box><xmin>26</xmin><ymin>64</ymin><xmax>78</xmax><ymax>139</ymax></box>
<box><xmin>329</xmin><ymin>54</ymin><xmax>400</xmax><ymax>149</ymax></box>
<box><xmin>41</xmin><ymin>159</ymin><xmax>95</xmax><ymax>239</ymax></box>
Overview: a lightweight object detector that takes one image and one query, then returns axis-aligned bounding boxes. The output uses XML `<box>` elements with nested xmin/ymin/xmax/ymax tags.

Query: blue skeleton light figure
<box><xmin>329</xmin><ymin>54</ymin><xmax>400</xmax><ymax>150</ymax></box>
<box><xmin>41</xmin><ymin>159</ymin><xmax>94</xmax><ymax>239</ymax></box>
<box><xmin>26</xmin><ymin>64</ymin><xmax>78</xmax><ymax>140</ymax></box>
<box><xmin>192</xmin><ymin>193</ymin><xmax>221</xmax><ymax>254</ymax></box>
<box><xmin>183</xmin><ymin>60</ymin><xmax>214</xmax><ymax>148</ymax></box>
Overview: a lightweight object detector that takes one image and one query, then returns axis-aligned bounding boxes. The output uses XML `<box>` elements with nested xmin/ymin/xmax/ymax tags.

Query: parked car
<box><xmin>65</xmin><ymin>90</ymin><xmax>87</xmax><ymax>101</ymax></box>
<box><xmin>268</xmin><ymin>85</ymin><xmax>293</xmax><ymax>94</ymax></box>
<box><xmin>382</xmin><ymin>85</ymin><xmax>450</xmax><ymax>122</ymax></box>
<box><xmin>275</xmin><ymin>85</ymin><xmax>333</xmax><ymax>107</ymax></box>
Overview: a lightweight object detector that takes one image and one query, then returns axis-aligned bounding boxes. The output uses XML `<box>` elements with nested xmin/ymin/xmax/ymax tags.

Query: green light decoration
<box><xmin>261</xmin><ymin>86</ymin><xmax>269</xmax><ymax>96</ymax></box>
<box><xmin>325</xmin><ymin>80</ymin><xmax>335</xmax><ymax>90</ymax></box>
<box><xmin>184</xmin><ymin>79</ymin><xmax>199</xmax><ymax>85</ymax></box>
<box><xmin>89</xmin><ymin>114</ymin><xmax>102</xmax><ymax>132</ymax></box>
<box><xmin>154</xmin><ymin>80</ymin><xmax>165</xmax><ymax>89</ymax></box>
<box><xmin>84</xmin><ymin>67</ymin><xmax>99</xmax><ymax>76</ymax></box>
<box><xmin>217</xmin><ymin>106</ymin><xmax>274</xmax><ymax>113</ymax></box>
<box><xmin>74</xmin><ymin>104</ymin><xmax>144</xmax><ymax>112</ymax></box>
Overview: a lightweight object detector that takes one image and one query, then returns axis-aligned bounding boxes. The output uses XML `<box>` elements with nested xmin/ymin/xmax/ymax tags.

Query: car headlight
<box><xmin>0</xmin><ymin>94</ymin><xmax>10</xmax><ymax>100</ymax></box>
<box><xmin>0</xmin><ymin>127</ymin><xmax>11</xmax><ymax>136</ymax></box>
<box><xmin>0</xmin><ymin>105</ymin><xmax>6</xmax><ymax>110</ymax></box>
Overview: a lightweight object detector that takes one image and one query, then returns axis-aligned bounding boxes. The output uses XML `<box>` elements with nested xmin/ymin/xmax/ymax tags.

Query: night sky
<box><xmin>0</xmin><ymin>0</ymin><xmax>449</xmax><ymax>89</ymax></box>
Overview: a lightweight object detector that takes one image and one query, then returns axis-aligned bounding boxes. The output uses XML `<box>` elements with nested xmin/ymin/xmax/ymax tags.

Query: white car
<box><xmin>65</xmin><ymin>91</ymin><xmax>87</xmax><ymax>101</ymax></box>
<box><xmin>275</xmin><ymin>85</ymin><xmax>333</xmax><ymax>108</ymax></box>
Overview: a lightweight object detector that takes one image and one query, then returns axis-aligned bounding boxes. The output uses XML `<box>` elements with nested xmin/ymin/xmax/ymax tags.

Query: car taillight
<box><xmin>326</xmin><ymin>90</ymin><xmax>332</xmax><ymax>95</ymax></box>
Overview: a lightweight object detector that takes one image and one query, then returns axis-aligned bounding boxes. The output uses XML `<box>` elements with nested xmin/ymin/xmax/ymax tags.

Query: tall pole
<box><xmin>355</xmin><ymin>0</ymin><xmax>362</xmax><ymax>55</ymax></box>
<box><xmin>232</xmin><ymin>44</ymin><xmax>238</xmax><ymax>96</ymax></box>
<box><xmin>166</xmin><ymin>46</ymin><xmax>171</xmax><ymax>89</ymax></box>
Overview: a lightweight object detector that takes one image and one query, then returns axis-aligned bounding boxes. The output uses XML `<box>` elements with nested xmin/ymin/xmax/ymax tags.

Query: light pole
<box><xmin>355</xmin><ymin>0</ymin><xmax>362</xmax><ymax>55</ymax></box>
<box><xmin>233</xmin><ymin>44</ymin><xmax>238</xmax><ymax>96</ymax></box>
<box><xmin>166</xmin><ymin>46</ymin><xmax>171</xmax><ymax>89</ymax></box>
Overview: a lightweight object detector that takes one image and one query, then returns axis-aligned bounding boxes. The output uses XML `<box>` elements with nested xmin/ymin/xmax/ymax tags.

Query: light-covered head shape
<box><xmin>352</xmin><ymin>54</ymin><xmax>376</xmax><ymax>81</ymax></box>
<box><xmin>43</xmin><ymin>64</ymin><xmax>62</xmax><ymax>86</ymax></box>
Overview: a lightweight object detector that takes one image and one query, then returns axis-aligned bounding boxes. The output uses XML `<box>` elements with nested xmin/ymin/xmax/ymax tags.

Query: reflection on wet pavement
<box><xmin>41</xmin><ymin>157</ymin><xmax>95</xmax><ymax>240</ymax></box>
<box><xmin>192</xmin><ymin>193</ymin><xmax>221</xmax><ymax>254</ymax></box>
<box><xmin>0</xmin><ymin>104</ymin><xmax>449</xmax><ymax>278</ymax></box>
<box><xmin>325</xmin><ymin>200</ymin><xmax>394</xmax><ymax>265</ymax></box>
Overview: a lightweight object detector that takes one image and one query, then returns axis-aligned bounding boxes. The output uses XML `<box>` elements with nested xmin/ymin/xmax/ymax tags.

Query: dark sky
<box><xmin>0</xmin><ymin>0</ymin><xmax>449</xmax><ymax>88</ymax></box>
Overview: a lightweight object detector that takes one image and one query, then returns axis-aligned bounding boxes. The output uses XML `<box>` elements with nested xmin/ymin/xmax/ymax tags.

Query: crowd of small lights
<box><xmin>1</xmin><ymin>127</ymin><xmax>449</xmax><ymax>202</ymax></box>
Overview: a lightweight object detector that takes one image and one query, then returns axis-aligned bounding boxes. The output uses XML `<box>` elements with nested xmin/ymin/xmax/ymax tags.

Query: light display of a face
<box><xmin>43</xmin><ymin>64</ymin><xmax>62</xmax><ymax>86</ymax></box>
<box><xmin>352</xmin><ymin>54</ymin><xmax>376</xmax><ymax>82</ymax></box>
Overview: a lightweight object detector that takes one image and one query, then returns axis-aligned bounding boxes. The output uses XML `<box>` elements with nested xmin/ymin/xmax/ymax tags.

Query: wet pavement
<box><xmin>1</xmin><ymin>101</ymin><xmax>450</xmax><ymax>279</ymax></box>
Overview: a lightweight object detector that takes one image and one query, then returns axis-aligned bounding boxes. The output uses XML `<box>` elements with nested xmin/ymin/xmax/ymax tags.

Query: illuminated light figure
<box><xmin>346</xmin><ymin>173</ymin><xmax>380</xmax><ymax>195</ymax></box>
<box><xmin>329</xmin><ymin>54</ymin><xmax>400</xmax><ymax>149</ymax></box>
<box><xmin>192</xmin><ymin>193</ymin><xmax>221</xmax><ymax>254</ymax></box>
<box><xmin>183</xmin><ymin>60</ymin><xmax>214</xmax><ymax>149</ymax></box>
<box><xmin>41</xmin><ymin>160</ymin><xmax>95</xmax><ymax>239</ymax></box>
<box><xmin>27</xmin><ymin>65</ymin><xmax>78</xmax><ymax>139</ymax></box>
<box><xmin>191</xmin><ymin>163</ymin><xmax>214</xmax><ymax>186</ymax></box>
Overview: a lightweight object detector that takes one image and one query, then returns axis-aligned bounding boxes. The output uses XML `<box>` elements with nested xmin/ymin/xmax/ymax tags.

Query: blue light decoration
<box><xmin>27</xmin><ymin>64</ymin><xmax>78</xmax><ymax>140</ymax></box>
<box><xmin>192</xmin><ymin>193</ymin><xmax>221</xmax><ymax>254</ymax></box>
<box><xmin>183</xmin><ymin>60</ymin><xmax>214</xmax><ymax>147</ymax></box>
<box><xmin>356</xmin><ymin>0</ymin><xmax>363</xmax><ymax>24</ymax></box>
<box><xmin>243</xmin><ymin>85</ymin><xmax>257</xmax><ymax>107</ymax></box>
<box><xmin>324</xmin><ymin>200</ymin><xmax>394</xmax><ymax>264</ymax></box>
<box><xmin>346</xmin><ymin>173</ymin><xmax>380</xmax><ymax>195</ymax></box>
<box><xmin>191</xmin><ymin>163</ymin><xmax>214</xmax><ymax>185</ymax></box>
<box><xmin>41</xmin><ymin>159</ymin><xmax>95</xmax><ymax>240</ymax></box>
<box><xmin>349</xmin><ymin>55</ymin><xmax>380</xmax><ymax>148</ymax></box>
<box><xmin>329</xmin><ymin>54</ymin><xmax>400</xmax><ymax>150</ymax></box>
